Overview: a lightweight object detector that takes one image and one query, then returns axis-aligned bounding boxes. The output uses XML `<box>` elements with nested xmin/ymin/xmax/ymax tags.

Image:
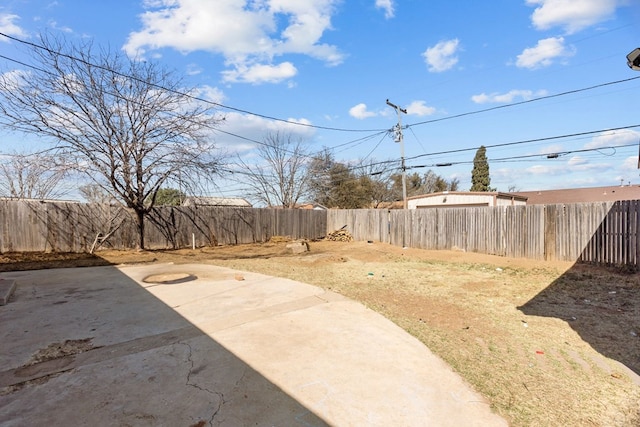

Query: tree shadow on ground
<box><xmin>0</xmin><ymin>252</ymin><xmax>113</xmax><ymax>272</ymax></box>
<box><xmin>0</xmin><ymin>262</ymin><xmax>328</xmax><ymax>426</ymax></box>
<box><xmin>519</xmin><ymin>265</ymin><xmax>640</xmax><ymax>378</ymax></box>
<box><xmin>521</xmin><ymin>201</ymin><xmax>640</xmax><ymax>378</ymax></box>
<box><xmin>0</xmin><ymin>242</ymin><xmax>298</xmax><ymax>273</ymax></box>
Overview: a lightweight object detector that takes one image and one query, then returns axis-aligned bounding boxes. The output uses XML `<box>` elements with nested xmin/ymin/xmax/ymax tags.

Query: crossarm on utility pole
<box><xmin>386</xmin><ymin>99</ymin><xmax>408</xmax><ymax>209</ymax></box>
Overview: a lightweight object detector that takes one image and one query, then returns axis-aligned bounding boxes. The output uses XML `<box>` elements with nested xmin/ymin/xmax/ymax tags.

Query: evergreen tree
<box><xmin>151</xmin><ymin>188</ymin><xmax>185</xmax><ymax>206</ymax></box>
<box><xmin>326</xmin><ymin>163</ymin><xmax>372</xmax><ymax>208</ymax></box>
<box><xmin>470</xmin><ymin>146</ymin><xmax>491</xmax><ymax>191</ymax></box>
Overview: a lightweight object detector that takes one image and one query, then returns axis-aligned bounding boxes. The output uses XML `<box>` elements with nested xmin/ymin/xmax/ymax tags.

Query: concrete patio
<box><xmin>0</xmin><ymin>263</ymin><xmax>507</xmax><ymax>426</ymax></box>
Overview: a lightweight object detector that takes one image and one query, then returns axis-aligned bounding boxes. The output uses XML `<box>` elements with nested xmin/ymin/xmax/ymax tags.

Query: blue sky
<box><xmin>1</xmin><ymin>0</ymin><xmax>640</xmax><ymax>200</ymax></box>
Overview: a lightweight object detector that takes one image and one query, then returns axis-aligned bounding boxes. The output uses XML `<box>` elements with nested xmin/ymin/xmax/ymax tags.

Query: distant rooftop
<box><xmin>0</xmin><ymin>197</ymin><xmax>81</xmax><ymax>204</ymax></box>
<box><xmin>513</xmin><ymin>185</ymin><xmax>640</xmax><ymax>205</ymax></box>
<box><xmin>182</xmin><ymin>196</ymin><xmax>252</xmax><ymax>207</ymax></box>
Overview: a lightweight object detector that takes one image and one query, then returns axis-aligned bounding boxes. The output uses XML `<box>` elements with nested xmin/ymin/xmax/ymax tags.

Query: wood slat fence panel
<box><xmin>0</xmin><ymin>201</ymin><xmax>47</xmax><ymax>252</ymax></box>
<box><xmin>145</xmin><ymin>206</ymin><xmax>327</xmax><ymax>248</ymax></box>
<box><xmin>4</xmin><ymin>199</ymin><xmax>640</xmax><ymax>266</ymax></box>
<box><xmin>326</xmin><ymin>201</ymin><xmax>640</xmax><ymax>266</ymax></box>
<box><xmin>0</xmin><ymin>201</ymin><xmax>326</xmax><ymax>252</ymax></box>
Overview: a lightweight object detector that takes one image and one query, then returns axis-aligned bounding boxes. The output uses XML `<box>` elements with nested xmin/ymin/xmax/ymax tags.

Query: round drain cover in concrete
<box><xmin>142</xmin><ymin>273</ymin><xmax>196</xmax><ymax>285</ymax></box>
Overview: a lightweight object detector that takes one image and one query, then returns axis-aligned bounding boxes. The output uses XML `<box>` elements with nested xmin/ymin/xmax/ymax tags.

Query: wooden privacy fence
<box><xmin>3</xmin><ymin>199</ymin><xmax>640</xmax><ymax>265</ymax></box>
<box><xmin>327</xmin><ymin>201</ymin><xmax>640</xmax><ymax>265</ymax></box>
<box><xmin>0</xmin><ymin>200</ymin><xmax>327</xmax><ymax>253</ymax></box>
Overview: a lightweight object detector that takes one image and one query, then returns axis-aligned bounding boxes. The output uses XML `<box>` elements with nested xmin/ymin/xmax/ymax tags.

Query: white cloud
<box><xmin>621</xmin><ymin>156</ymin><xmax>638</xmax><ymax>171</ymax></box>
<box><xmin>491</xmin><ymin>167</ymin><xmax>510</xmax><ymax>179</ymax></box>
<box><xmin>567</xmin><ymin>155</ymin><xmax>588</xmax><ymax>166</ymax></box>
<box><xmin>375</xmin><ymin>0</ymin><xmax>395</xmax><ymax>19</ymax></box>
<box><xmin>0</xmin><ymin>14</ymin><xmax>28</xmax><ymax>41</ymax></box>
<box><xmin>221</xmin><ymin>62</ymin><xmax>297</xmax><ymax>84</ymax></box>
<box><xmin>405</xmin><ymin>100</ymin><xmax>435</xmax><ymax>116</ymax></box>
<box><xmin>349</xmin><ymin>103</ymin><xmax>378</xmax><ymax>119</ymax></box>
<box><xmin>526</xmin><ymin>0</ymin><xmax>619</xmax><ymax>34</ymax></box>
<box><xmin>219</xmin><ymin>111</ymin><xmax>316</xmax><ymax>154</ymax></box>
<box><xmin>519</xmin><ymin>133</ymin><xmax>640</xmax><ymax>186</ymax></box>
<box><xmin>525</xmin><ymin>158</ymin><xmax>604</xmax><ymax>176</ymax></box>
<box><xmin>185</xmin><ymin>63</ymin><xmax>203</xmax><ymax>76</ymax></box>
<box><xmin>0</xmin><ymin>69</ymin><xmax>30</xmax><ymax>91</ymax></box>
<box><xmin>194</xmin><ymin>85</ymin><xmax>225</xmax><ymax>104</ymax></box>
<box><xmin>422</xmin><ymin>39</ymin><xmax>460</xmax><ymax>73</ymax></box>
<box><xmin>539</xmin><ymin>144</ymin><xmax>564</xmax><ymax>155</ymax></box>
<box><xmin>124</xmin><ymin>0</ymin><xmax>343</xmax><ymax>84</ymax></box>
<box><xmin>515</xmin><ymin>36</ymin><xmax>574</xmax><ymax>69</ymax></box>
<box><xmin>471</xmin><ymin>89</ymin><xmax>548</xmax><ymax>104</ymax></box>
<box><xmin>585</xmin><ymin>129</ymin><xmax>640</xmax><ymax>149</ymax></box>
<box><xmin>520</xmin><ymin>153</ymin><xmax>633</xmax><ymax>189</ymax></box>
<box><xmin>142</xmin><ymin>0</ymin><xmax>166</xmax><ymax>7</ymax></box>
<box><xmin>566</xmin><ymin>157</ymin><xmax>612</xmax><ymax>173</ymax></box>
<box><xmin>47</xmin><ymin>20</ymin><xmax>72</xmax><ymax>33</ymax></box>
<box><xmin>526</xmin><ymin>164</ymin><xmax>558</xmax><ymax>175</ymax></box>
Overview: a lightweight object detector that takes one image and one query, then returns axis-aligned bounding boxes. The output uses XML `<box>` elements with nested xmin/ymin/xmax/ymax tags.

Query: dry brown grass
<box><xmin>198</xmin><ymin>241</ymin><xmax>640</xmax><ymax>427</ymax></box>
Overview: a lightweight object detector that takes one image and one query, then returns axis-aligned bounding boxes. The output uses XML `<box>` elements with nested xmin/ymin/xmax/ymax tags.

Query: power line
<box><xmin>405</xmin><ymin>75</ymin><xmax>640</xmax><ymax>129</ymax></box>
<box><xmin>404</xmin><ymin>142</ymin><xmax>639</xmax><ymax>171</ymax></box>
<box><xmin>0</xmin><ymin>31</ymin><xmax>385</xmax><ymax>133</ymax></box>
<box><xmin>0</xmin><ymin>33</ymin><xmax>393</xmax><ymax>161</ymax></box>
<box><xmin>4</xmin><ymin>30</ymin><xmax>639</xmax><ymax>142</ymax></box>
<box><xmin>333</xmin><ymin>131</ymin><xmax>390</xmax><ymax>154</ymax></box>
<box><xmin>3</xmin><ymin>31</ymin><xmax>639</xmax><ymax>187</ymax></box>
<box><xmin>0</xmin><ymin>50</ymin><xmax>387</xmax><ymax>161</ymax></box>
<box><xmin>404</xmin><ymin>124</ymin><xmax>640</xmax><ymax>162</ymax></box>
<box><xmin>347</xmin><ymin>124</ymin><xmax>640</xmax><ymax>173</ymax></box>
<box><xmin>359</xmin><ymin>132</ymin><xmax>390</xmax><ymax>162</ymax></box>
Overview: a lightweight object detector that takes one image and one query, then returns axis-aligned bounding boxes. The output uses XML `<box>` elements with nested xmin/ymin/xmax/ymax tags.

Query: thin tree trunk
<box><xmin>136</xmin><ymin>209</ymin><xmax>145</xmax><ymax>250</ymax></box>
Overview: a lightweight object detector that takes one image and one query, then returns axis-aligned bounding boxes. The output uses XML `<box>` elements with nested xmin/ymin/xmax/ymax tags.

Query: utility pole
<box><xmin>386</xmin><ymin>99</ymin><xmax>408</xmax><ymax>209</ymax></box>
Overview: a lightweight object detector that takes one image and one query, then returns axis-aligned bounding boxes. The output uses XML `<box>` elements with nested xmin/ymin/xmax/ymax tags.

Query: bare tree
<box><xmin>0</xmin><ymin>150</ymin><xmax>70</xmax><ymax>199</ymax></box>
<box><xmin>0</xmin><ymin>34</ymin><xmax>224</xmax><ymax>248</ymax></box>
<box><xmin>238</xmin><ymin>132</ymin><xmax>310</xmax><ymax>208</ymax></box>
<box><xmin>307</xmin><ymin>148</ymin><xmax>335</xmax><ymax>206</ymax></box>
<box><xmin>78</xmin><ymin>183</ymin><xmax>117</xmax><ymax>204</ymax></box>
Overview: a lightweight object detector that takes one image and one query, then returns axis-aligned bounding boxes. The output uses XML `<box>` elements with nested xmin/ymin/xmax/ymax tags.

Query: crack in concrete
<box><xmin>0</xmin><ymin>326</ymin><xmax>203</xmax><ymax>389</ymax></box>
<box><xmin>180</xmin><ymin>342</ymin><xmax>225</xmax><ymax>426</ymax></box>
<box><xmin>233</xmin><ymin>366</ymin><xmax>249</xmax><ymax>390</ymax></box>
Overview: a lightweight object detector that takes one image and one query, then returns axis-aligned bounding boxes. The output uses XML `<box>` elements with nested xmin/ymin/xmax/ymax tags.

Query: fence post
<box><xmin>544</xmin><ymin>205</ymin><xmax>557</xmax><ymax>261</ymax></box>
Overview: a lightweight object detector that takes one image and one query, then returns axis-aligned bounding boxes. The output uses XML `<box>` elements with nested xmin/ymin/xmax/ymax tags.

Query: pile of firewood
<box><xmin>325</xmin><ymin>227</ymin><xmax>353</xmax><ymax>242</ymax></box>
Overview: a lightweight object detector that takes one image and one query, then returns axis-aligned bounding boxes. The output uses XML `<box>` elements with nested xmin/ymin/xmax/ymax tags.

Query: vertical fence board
<box><xmin>0</xmin><ymin>202</ymin><xmax>327</xmax><ymax>253</ymax></box>
<box><xmin>4</xmin><ymin>199</ymin><xmax>640</xmax><ymax>267</ymax></box>
<box><xmin>325</xmin><ymin>201</ymin><xmax>639</xmax><ymax>266</ymax></box>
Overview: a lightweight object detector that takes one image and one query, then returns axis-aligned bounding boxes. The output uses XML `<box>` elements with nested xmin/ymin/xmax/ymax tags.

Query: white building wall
<box><xmin>407</xmin><ymin>192</ymin><xmax>526</xmax><ymax>209</ymax></box>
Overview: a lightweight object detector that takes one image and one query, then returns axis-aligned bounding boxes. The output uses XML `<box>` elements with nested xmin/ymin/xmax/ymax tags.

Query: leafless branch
<box><xmin>0</xmin><ymin>33</ymin><xmax>226</xmax><ymax>248</ymax></box>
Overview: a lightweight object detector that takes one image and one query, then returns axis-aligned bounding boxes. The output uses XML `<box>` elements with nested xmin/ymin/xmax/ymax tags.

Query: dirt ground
<box><xmin>1</xmin><ymin>240</ymin><xmax>639</xmax><ymax>427</ymax></box>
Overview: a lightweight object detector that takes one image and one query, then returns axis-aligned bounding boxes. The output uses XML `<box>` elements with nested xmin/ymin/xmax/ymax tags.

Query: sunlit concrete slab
<box><xmin>0</xmin><ymin>263</ymin><xmax>507</xmax><ymax>426</ymax></box>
